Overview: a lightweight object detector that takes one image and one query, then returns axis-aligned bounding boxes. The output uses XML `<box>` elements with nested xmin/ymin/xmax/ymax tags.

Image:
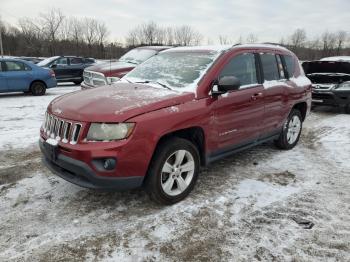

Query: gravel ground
<box><xmin>0</xmin><ymin>86</ymin><xmax>349</xmax><ymax>261</ymax></box>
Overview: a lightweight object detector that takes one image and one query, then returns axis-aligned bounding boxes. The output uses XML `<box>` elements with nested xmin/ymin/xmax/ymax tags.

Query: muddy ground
<box><xmin>0</xmin><ymin>105</ymin><xmax>349</xmax><ymax>261</ymax></box>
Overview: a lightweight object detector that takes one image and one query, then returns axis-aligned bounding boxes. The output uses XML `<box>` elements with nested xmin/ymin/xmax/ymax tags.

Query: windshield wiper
<box><xmin>135</xmin><ymin>80</ymin><xmax>172</xmax><ymax>90</ymax></box>
<box><xmin>121</xmin><ymin>60</ymin><xmax>138</xmax><ymax>65</ymax></box>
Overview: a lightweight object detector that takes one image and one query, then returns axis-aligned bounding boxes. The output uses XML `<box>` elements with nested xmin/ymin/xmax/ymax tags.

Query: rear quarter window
<box><xmin>283</xmin><ymin>55</ymin><xmax>295</xmax><ymax>78</ymax></box>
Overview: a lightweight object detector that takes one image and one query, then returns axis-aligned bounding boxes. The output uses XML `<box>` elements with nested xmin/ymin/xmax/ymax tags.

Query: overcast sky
<box><xmin>1</xmin><ymin>0</ymin><xmax>349</xmax><ymax>44</ymax></box>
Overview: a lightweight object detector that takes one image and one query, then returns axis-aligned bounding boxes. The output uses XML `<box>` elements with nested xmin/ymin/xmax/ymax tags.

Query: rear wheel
<box><xmin>30</xmin><ymin>81</ymin><xmax>46</xmax><ymax>96</ymax></box>
<box><xmin>145</xmin><ymin>137</ymin><xmax>200</xmax><ymax>205</ymax></box>
<box><xmin>275</xmin><ymin>109</ymin><xmax>303</xmax><ymax>150</ymax></box>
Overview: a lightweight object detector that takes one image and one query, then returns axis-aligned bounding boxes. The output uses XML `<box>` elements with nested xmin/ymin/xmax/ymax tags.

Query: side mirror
<box><xmin>212</xmin><ymin>76</ymin><xmax>241</xmax><ymax>95</ymax></box>
<box><xmin>50</xmin><ymin>64</ymin><xmax>57</xmax><ymax>68</ymax></box>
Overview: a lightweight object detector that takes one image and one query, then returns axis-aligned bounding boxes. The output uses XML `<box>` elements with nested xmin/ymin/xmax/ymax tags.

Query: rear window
<box><xmin>283</xmin><ymin>55</ymin><xmax>295</xmax><ymax>78</ymax></box>
<box><xmin>260</xmin><ymin>53</ymin><xmax>280</xmax><ymax>81</ymax></box>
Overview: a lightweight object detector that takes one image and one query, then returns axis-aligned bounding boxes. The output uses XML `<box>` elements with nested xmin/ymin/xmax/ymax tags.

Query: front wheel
<box><xmin>275</xmin><ymin>109</ymin><xmax>303</xmax><ymax>150</ymax></box>
<box><xmin>145</xmin><ymin>138</ymin><xmax>200</xmax><ymax>205</ymax></box>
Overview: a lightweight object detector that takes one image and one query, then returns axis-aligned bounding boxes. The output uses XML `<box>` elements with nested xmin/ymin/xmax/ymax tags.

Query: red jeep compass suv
<box><xmin>40</xmin><ymin>44</ymin><xmax>311</xmax><ymax>204</ymax></box>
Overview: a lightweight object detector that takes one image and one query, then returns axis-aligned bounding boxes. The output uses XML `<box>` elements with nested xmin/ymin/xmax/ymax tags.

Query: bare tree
<box><xmin>96</xmin><ymin>21</ymin><xmax>109</xmax><ymax>57</ymax></box>
<box><xmin>219</xmin><ymin>35</ymin><xmax>230</xmax><ymax>45</ymax></box>
<box><xmin>246</xmin><ymin>33</ymin><xmax>258</xmax><ymax>43</ymax></box>
<box><xmin>83</xmin><ymin>18</ymin><xmax>98</xmax><ymax>55</ymax></box>
<box><xmin>289</xmin><ymin>28</ymin><xmax>307</xmax><ymax>49</ymax></box>
<box><xmin>321</xmin><ymin>31</ymin><xmax>337</xmax><ymax>56</ymax></box>
<box><xmin>39</xmin><ymin>8</ymin><xmax>65</xmax><ymax>55</ymax></box>
<box><xmin>174</xmin><ymin>25</ymin><xmax>202</xmax><ymax>46</ymax></box>
<box><xmin>335</xmin><ymin>30</ymin><xmax>347</xmax><ymax>55</ymax></box>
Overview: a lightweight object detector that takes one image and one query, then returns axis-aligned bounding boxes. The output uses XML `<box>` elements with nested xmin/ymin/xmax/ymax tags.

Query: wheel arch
<box><xmin>30</xmin><ymin>79</ymin><xmax>47</xmax><ymax>90</ymax></box>
<box><xmin>292</xmin><ymin>102</ymin><xmax>307</xmax><ymax>121</ymax></box>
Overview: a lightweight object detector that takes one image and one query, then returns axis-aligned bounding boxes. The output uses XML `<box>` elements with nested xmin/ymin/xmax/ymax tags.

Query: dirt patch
<box><xmin>0</xmin><ymin>149</ymin><xmax>42</xmax><ymax>186</ymax></box>
<box><xmin>258</xmin><ymin>171</ymin><xmax>296</xmax><ymax>186</ymax></box>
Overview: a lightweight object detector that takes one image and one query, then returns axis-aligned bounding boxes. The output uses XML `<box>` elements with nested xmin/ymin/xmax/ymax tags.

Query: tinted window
<box><xmin>70</xmin><ymin>57</ymin><xmax>83</xmax><ymax>65</ymax></box>
<box><xmin>52</xmin><ymin>57</ymin><xmax>68</xmax><ymax>66</ymax></box>
<box><xmin>84</xmin><ymin>58</ymin><xmax>95</xmax><ymax>64</ymax></box>
<box><xmin>0</xmin><ymin>62</ymin><xmax>2</xmax><ymax>72</ymax></box>
<box><xmin>5</xmin><ymin>61</ymin><xmax>26</xmax><ymax>71</ymax></box>
<box><xmin>219</xmin><ymin>53</ymin><xmax>258</xmax><ymax>86</ymax></box>
<box><xmin>260</xmin><ymin>53</ymin><xmax>280</xmax><ymax>81</ymax></box>
<box><xmin>283</xmin><ymin>55</ymin><xmax>295</xmax><ymax>78</ymax></box>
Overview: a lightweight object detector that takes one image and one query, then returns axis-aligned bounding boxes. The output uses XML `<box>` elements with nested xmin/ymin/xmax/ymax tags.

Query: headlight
<box><xmin>336</xmin><ymin>82</ymin><xmax>350</xmax><ymax>91</ymax></box>
<box><xmin>106</xmin><ymin>77</ymin><xmax>120</xmax><ymax>84</ymax></box>
<box><xmin>86</xmin><ymin>123</ymin><xmax>135</xmax><ymax>141</ymax></box>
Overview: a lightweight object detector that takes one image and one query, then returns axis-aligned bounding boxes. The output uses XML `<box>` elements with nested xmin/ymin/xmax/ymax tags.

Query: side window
<box><xmin>4</xmin><ymin>61</ymin><xmax>25</xmax><ymax>71</ymax></box>
<box><xmin>52</xmin><ymin>57</ymin><xmax>68</xmax><ymax>66</ymax></box>
<box><xmin>276</xmin><ymin>55</ymin><xmax>285</xmax><ymax>79</ymax></box>
<box><xmin>219</xmin><ymin>53</ymin><xmax>258</xmax><ymax>86</ymax></box>
<box><xmin>70</xmin><ymin>57</ymin><xmax>83</xmax><ymax>65</ymax></box>
<box><xmin>0</xmin><ymin>62</ymin><xmax>2</xmax><ymax>72</ymax></box>
<box><xmin>283</xmin><ymin>55</ymin><xmax>295</xmax><ymax>78</ymax></box>
<box><xmin>260</xmin><ymin>53</ymin><xmax>280</xmax><ymax>81</ymax></box>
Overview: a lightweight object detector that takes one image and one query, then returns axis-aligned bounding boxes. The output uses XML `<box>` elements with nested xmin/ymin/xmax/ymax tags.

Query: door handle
<box><xmin>250</xmin><ymin>92</ymin><xmax>263</xmax><ymax>101</ymax></box>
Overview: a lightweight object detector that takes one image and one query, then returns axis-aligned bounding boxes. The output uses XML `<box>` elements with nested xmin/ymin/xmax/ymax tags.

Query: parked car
<box><xmin>81</xmin><ymin>46</ymin><xmax>172</xmax><ymax>89</ymax></box>
<box><xmin>302</xmin><ymin>57</ymin><xmax>350</xmax><ymax>113</ymax></box>
<box><xmin>37</xmin><ymin>56</ymin><xmax>95</xmax><ymax>85</ymax></box>
<box><xmin>39</xmin><ymin>44</ymin><xmax>311</xmax><ymax>204</ymax></box>
<box><xmin>0</xmin><ymin>58</ymin><xmax>56</xmax><ymax>95</ymax></box>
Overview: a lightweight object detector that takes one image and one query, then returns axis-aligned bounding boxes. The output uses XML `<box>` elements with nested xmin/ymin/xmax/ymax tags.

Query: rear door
<box><xmin>0</xmin><ymin>62</ymin><xmax>7</xmax><ymax>91</ymax></box>
<box><xmin>68</xmin><ymin>57</ymin><xmax>84</xmax><ymax>79</ymax></box>
<box><xmin>259</xmin><ymin>53</ymin><xmax>291</xmax><ymax>136</ymax></box>
<box><xmin>3</xmin><ymin>61</ymin><xmax>33</xmax><ymax>91</ymax></box>
<box><xmin>213</xmin><ymin>52</ymin><xmax>265</xmax><ymax>151</ymax></box>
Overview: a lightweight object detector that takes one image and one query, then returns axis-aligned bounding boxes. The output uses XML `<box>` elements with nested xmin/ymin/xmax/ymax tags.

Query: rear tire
<box><xmin>30</xmin><ymin>81</ymin><xmax>46</xmax><ymax>96</ymax></box>
<box><xmin>144</xmin><ymin>137</ymin><xmax>200</xmax><ymax>205</ymax></box>
<box><xmin>275</xmin><ymin>109</ymin><xmax>303</xmax><ymax>150</ymax></box>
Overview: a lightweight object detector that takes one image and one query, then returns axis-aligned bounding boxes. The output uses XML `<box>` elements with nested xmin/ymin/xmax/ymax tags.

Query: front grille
<box><xmin>43</xmin><ymin>112</ymin><xmax>83</xmax><ymax>144</ymax></box>
<box><xmin>83</xmin><ymin>70</ymin><xmax>107</xmax><ymax>87</ymax></box>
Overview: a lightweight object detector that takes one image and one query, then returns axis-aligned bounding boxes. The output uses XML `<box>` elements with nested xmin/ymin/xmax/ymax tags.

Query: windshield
<box><xmin>125</xmin><ymin>51</ymin><xmax>219</xmax><ymax>90</ymax></box>
<box><xmin>119</xmin><ymin>49</ymin><xmax>157</xmax><ymax>64</ymax></box>
<box><xmin>37</xmin><ymin>56</ymin><xmax>60</xmax><ymax>66</ymax></box>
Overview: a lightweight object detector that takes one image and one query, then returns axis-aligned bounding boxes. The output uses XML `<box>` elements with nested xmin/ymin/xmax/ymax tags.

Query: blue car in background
<box><xmin>0</xmin><ymin>58</ymin><xmax>57</xmax><ymax>96</ymax></box>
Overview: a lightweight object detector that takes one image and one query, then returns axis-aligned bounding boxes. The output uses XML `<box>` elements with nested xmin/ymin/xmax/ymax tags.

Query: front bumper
<box><xmin>312</xmin><ymin>90</ymin><xmax>350</xmax><ymax>106</ymax></box>
<box><xmin>39</xmin><ymin>139</ymin><xmax>144</xmax><ymax>190</ymax></box>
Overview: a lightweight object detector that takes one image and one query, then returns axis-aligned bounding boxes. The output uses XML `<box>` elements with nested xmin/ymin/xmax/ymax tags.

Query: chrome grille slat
<box><xmin>43</xmin><ymin>113</ymin><xmax>82</xmax><ymax>144</ymax></box>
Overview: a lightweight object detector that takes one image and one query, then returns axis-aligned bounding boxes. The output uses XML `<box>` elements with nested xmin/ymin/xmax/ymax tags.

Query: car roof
<box><xmin>136</xmin><ymin>46</ymin><xmax>173</xmax><ymax>51</ymax></box>
<box><xmin>0</xmin><ymin>57</ymin><xmax>32</xmax><ymax>63</ymax></box>
<box><xmin>162</xmin><ymin>43</ymin><xmax>290</xmax><ymax>54</ymax></box>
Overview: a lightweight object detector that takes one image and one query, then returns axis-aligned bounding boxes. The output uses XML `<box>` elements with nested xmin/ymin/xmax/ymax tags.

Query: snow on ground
<box><xmin>0</xmin><ymin>83</ymin><xmax>80</xmax><ymax>152</ymax></box>
<box><xmin>0</xmin><ymin>89</ymin><xmax>349</xmax><ymax>261</ymax></box>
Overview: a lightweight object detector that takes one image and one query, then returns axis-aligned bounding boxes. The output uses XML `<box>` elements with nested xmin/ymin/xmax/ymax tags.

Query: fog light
<box><xmin>103</xmin><ymin>158</ymin><xmax>116</xmax><ymax>170</ymax></box>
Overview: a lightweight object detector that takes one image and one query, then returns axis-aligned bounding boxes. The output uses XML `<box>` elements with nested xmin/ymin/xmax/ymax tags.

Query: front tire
<box><xmin>275</xmin><ymin>109</ymin><xmax>303</xmax><ymax>150</ymax></box>
<box><xmin>145</xmin><ymin>137</ymin><xmax>200</xmax><ymax>205</ymax></box>
<box><xmin>30</xmin><ymin>81</ymin><xmax>46</xmax><ymax>96</ymax></box>
<box><xmin>73</xmin><ymin>80</ymin><xmax>82</xmax><ymax>85</ymax></box>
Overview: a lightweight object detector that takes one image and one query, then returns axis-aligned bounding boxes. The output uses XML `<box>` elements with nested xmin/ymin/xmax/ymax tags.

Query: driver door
<box><xmin>50</xmin><ymin>57</ymin><xmax>69</xmax><ymax>80</ymax></box>
<box><xmin>213</xmin><ymin>52</ymin><xmax>265</xmax><ymax>151</ymax></box>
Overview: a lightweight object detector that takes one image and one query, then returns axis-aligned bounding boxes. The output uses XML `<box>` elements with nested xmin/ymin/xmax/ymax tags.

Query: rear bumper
<box><xmin>39</xmin><ymin>139</ymin><xmax>144</xmax><ymax>190</ymax></box>
<box><xmin>312</xmin><ymin>90</ymin><xmax>350</xmax><ymax>106</ymax></box>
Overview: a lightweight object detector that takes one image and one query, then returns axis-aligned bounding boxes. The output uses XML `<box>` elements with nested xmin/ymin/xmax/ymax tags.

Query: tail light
<box><xmin>49</xmin><ymin>70</ymin><xmax>56</xmax><ymax>78</ymax></box>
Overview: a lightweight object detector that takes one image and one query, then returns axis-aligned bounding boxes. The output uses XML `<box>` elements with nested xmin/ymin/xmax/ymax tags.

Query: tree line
<box><xmin>0</xmin><ymin>9</ymin><xmax>349</xmax><ymax>60</ymax></box>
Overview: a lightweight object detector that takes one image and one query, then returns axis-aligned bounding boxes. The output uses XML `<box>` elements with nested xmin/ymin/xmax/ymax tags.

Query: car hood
<box><xmin>48</xmin><ymin>83</ymin><xmax>195</xmax><ymax>122</ymax></box>
<box><xmin>85</xmin><ymin>61</ymin><xmax>135</xmax><ymax>76</ymax></box>
<box><xmin>302</xmin><ymin>61</ymin><xmax>350</xmax><ymax>75</ymax></box>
